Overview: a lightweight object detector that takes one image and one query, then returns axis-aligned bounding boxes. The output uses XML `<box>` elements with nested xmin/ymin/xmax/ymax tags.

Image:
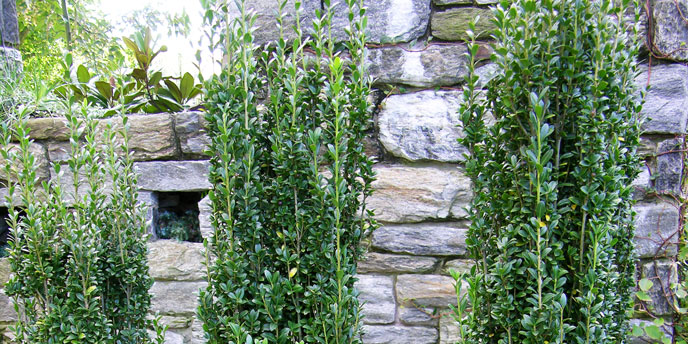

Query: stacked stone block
<box><xmin>0</xmin><ymin>0</ymin><xmax>687</xmax><ymax>343</ymax></box>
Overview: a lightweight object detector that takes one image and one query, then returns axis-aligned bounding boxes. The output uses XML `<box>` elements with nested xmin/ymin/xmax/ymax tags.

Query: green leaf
<box><xmin>76</xmin><ymin>65</ymin><xmax>91</xmax><ymax>84</ymax></box>
<box><xmin>639</xmin><ymin>278</ymin><xmax>653</xmax><ymax>292</ymax></box>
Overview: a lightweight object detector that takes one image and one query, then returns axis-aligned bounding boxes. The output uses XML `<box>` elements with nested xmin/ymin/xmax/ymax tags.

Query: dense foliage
<box><xmin>457</xmin><ymin>0</ymin><xmax>643</xmax><ymax>343</ymax></box>
<box><xmin>0</xmin><ymin>105</ymin><xmax>164</xmax><ymax>343</ymax></box>
<box><xmin>197</xmin><ymin>0</ymin><xmax>375</xmax><ymax>342</ymax></box>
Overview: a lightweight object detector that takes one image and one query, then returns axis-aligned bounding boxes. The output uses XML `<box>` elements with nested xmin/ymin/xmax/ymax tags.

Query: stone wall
<box><xmin>1</xmin><ymin>0</ymin><xmax>688</xmax><ymax>343</ymax></box>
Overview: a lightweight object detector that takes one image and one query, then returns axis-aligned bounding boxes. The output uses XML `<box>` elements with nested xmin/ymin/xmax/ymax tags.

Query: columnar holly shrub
<box><xmin>458</xmin><ymin>0</ymin><xmax>643</xmax><ymax>343</ymax></box>
<box><xmin>0</xmin><ymin>106</ymin><xmax>164</xmax><ymax>343</ymax></box>
<box><xmin>197</xmin><ymin>0</ymin><xmax>375</xmax><ymax>342</ymax></box>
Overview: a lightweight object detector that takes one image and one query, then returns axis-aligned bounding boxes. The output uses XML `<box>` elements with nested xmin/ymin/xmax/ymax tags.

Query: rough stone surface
<box><xmin>399</xmin><ymin>306</ymin><xmax>438</xmax><ymax>326</ymax></box>
<box><xmin>0</xmin><ymin>142</ymin><xmax>50</xmax><ymax>183</ymax></box>
<box><xmin>198</xmin><ymin>195</ymin><xmax>212</xmax><ymax>239</ymax></box>
<box><xmin>0</xmin><ymin>259</ymin><xmax>16</xmax><ymax>322</ymax></box>
<box><xmin>631</xmin><ymin>167</ymin><xmax>651</xmax><ymax>200</ymax></box>
<box><xmin>652</xmin><ymin>0</ymin><xmax>688</xmax><ymax>62</ymax></box>
<box><xmin>396</xmin><ymin>274</ymin><xmax>456</xmax><ymax>308</ymax></box>
<box><xmin>174</xmin><ymin>112</ymin><xmax>210</xmax><ymax>159</ymax></box>
<box><xmin>366</xmin><ymin>44</ymin><xmax>468</xmax><ymax>87</ymax></box>
<box><xmin>54</xmin><ymin>164</ymin><xmax>114</xmax><ymax>204</ymax></box>
<box><xmin>378</xmin><ymin>90</ymin><xmax>467</xmax><ymax>162</ymax></box>
<box><xmin>372</xmin><ymin>223</ymin><xmax>467</xmax><ymax>256</ymax></box>
<box><xmin>442</xmin><ymin>259</ymin><xmax>473</xmax><ymax>276</ymax></box>
<box><xmin>135</xmin><ymin>161</ymin><xmax>211</xmax><ymax>192</ymax></box>
<box><xmin>636</xmin><ymin>63</ymin><xmax>688</xmax><ymax>134</ymax></box>
<box><xmin>25</xmin><ymin>117</ymin><xmax>70</xmax><ymax>140</ymax></box>
<box><xmin>0</xmin><ymin>47</ymin><xmax>21</xmax><ymax>79</ymax></box>
<box><xmin>358</xmin><ymin>253</ymin><xmax>438</xmax><ymax>274</ymax></box>
<box><xmin>108</xmin><ymin>114</ymin><xmax>178</xmax><ymax>161</ymax></box>
<box><xmin>634</xmin><ymin>202</ymin><xmax>679</xmax><ymax>259</ymax></box>
<box><xmin>368</xmin><ymin>164</ymin><xmax>472</xmax><ymax>223</ymax></box>
<box><xmin>332</xmin><ymin>0</ymin><xmax>431</xmax><ymax>43</ymax></box>
<box><xmin>432</xmin><ymin>7</ymin><xmax>495</xmax><ymax>41</ymax></box>
<box><xmin>148</xmin><ymin>240</ymin><xmax>206</xmax><ymax>281</ymax></box>
<box><xmin>1</xmin><ymin>0</ymin><xmax>19</xmax><ymax>46</ymax></box>
<box><xmin>150</xmin><ymin>281</ymin><xmax>207</xmax><ymax>316</ymax></box>
<box><xmin>439</xmin><ymin>315</ymin><xmax>460</xmax><ymax>344</ymax></box>
<box><xmin>0</xmin><ymin>259</ymin><xmax>9</xmax><ymax>285</ymax></box>
<box><xmin>226</xmin><ymin>0</ymin><xmax>321</xmax><ymax>45</ymax></box>
<box><xmin>640</xmin><ymin>260</ymin><xmax>678</xmax><ymax>316</ymax></box>
<box><xmin>156</xmin><ymin>315</ymin><xmax>192</xmax><ymax>329</ymax></box>
<box><xmin>163</xmin><ymin>331</ymin><xmax>185</xmax><ymax>344</ymax></box>
<box><xmin>47</xmin><ymin>141</ymin><xmax>71</xmax><ymax>163</ymax></box>
<box><xmin>355</xmin><ymin>275</ymin><xmax>396</xmax><ymax>324</ymax></box>
<box><xmin>362</xmin><ymin>325</ymin><xmax>438</xmax><ymax>344</ymax></box>
<box><xmin>656</xmin><ymin>139</ymin><xmax>683</xmax><ymax>195</ymax></box>
<box><xmin>629</xmin><ymin>318</ymin><xmax>674</xmax><ymax>343</ymax></box>
<box><xmin>433</xmin><ymin>0</ymin><xmax>471</xmax><ymax>5</ymax></box>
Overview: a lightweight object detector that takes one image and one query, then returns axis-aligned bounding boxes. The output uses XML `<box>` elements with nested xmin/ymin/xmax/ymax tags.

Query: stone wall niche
<box><xmin>153</xmin><ymin>191</ymin><xmax>204</xmax><ymax>243</ymax></box>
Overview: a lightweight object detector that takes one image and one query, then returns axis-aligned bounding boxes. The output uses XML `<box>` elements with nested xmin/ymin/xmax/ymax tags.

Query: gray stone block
<box><xmin>652</xmin><ymin>0</ymin><xmax>688</xmax><ymax>62</ymax></box>
<box><xmin>399</xmin><ymin>306</ymin><xmax>438</xmax><ymax>326</ymax></box>
<box><xmin>396</xmin><ymin>274</ymin><xmax>456</xmax><ymax>308</ymax></box>
<box><xmin>362</xmin><ymin>325</ymin><xmax>438</xmax><ymax>344</ymax></box>
<box><xmin>366</xmin><ymin>44</ymin><xmax>469</xmax><ymax>87</ymax></box>
<box><xmin>655</xmin><ymin>139</ymin><xmax>683</xmax><ymax>195</ymax></box>
<box><xmin>639</xmin><ymin>260</ymin><xmax>678</xmax><ymax>316</ymax></box>
<box><xmin>368</xmin><ymin>164</ymin><xmax>472</xmax><ymax>223</ymax></box>
<box><xmin>636</xmin><ymin>63</ymin><xmax>688</xmax><ymax>134</ymax></box>
<box><xmin>356</xmin><ymin>275</ymin><xmax>396</xmax><ymax>325</ymax></box>
<box><xmin>331</xmin><ymin>0</ymin><xmax>431</xmax><ymax>43</ymax></box>
<box><xmin>372</xmin><ymin>223</ymin><xmax>467</xmax><ymax>256</ymax></box>
<box><xmin>634</xmin><ymin>202</ymin><xmax>679</xmax><ymax>259</ymax></box>
<box><xmin>150</xmin><ymin>281</ymin><xmax>207</xmax><ymax>316</ymax></box>
<box><xmin>358</xmin><ymin>253</ymin><xmax>438</xmax><ymax>274</ymax></box>
<box><xmin>135</xmin><ymin>161</ymin><xmax>211</xmax><ymax>192</ymax></box>
<box><xmin>378</xmin><ymin>90</ymin><xmax>468</xmax><ymax>162</ymax></box>
<box><xmin>148</xmin><ymin>240</ymin><xmax>206</xmax><ymax>282</ymax></box>
<box><xmin>174</xmin><ymin>112</ymin><xmax>210</xmax><ymax>160</ymax></box>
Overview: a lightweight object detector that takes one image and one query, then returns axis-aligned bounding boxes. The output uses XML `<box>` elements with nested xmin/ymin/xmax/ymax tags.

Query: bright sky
<box><xmin>95</xmin><ymin>0</ymin><xmax>208</xmax><ymax>76</ymax></box>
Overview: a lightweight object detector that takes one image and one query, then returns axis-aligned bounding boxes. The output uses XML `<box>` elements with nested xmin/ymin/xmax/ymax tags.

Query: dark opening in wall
<box><xmin>154</xmin><ymin>192</ymin><xmax>203</xmax><ymax>243</ymax></box>
<box><xmin>0</xmin><ymin>207</ymin><xmax>10</xmax><ymax>257</ymax></box>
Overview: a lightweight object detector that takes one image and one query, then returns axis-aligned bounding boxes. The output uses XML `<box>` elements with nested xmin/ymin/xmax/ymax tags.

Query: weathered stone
<box><xmin>358</xmin><ymin>252</ymin><xmax>438</xmax><ymax>274</ymax></box>
<box><xmin>398</xmin><ymin>306</ymin><xmax>438</xmax><ymax>326</ymax></box>
<box><xmin>362</xmin><ymin>325</ymin><xmax>438</xmax><ymax>344</ymax></box>
<box><xmin>135</xmin><ymin>161</ymin><xmax>211</xmax><ymax>192</ymax></box>
<box><xmin>163</xmin><ymin>330</ymin><xmax>185</xmax><ymax>344</ymax></box>
<box><xmin>629</xmin><ymin>318</ymin><xmax>673</xmax><ymax>344</ymax></box>
<box><xmin>655</xmin><ymin>139</ymin><xmax>683</xmax><ymax>195</ymax></box>
<box><xmin>378</xmin><ymin>90</ymin><xmax>467</xmax><ymax>162</ymax></box>
<box><xmin>373</xmin><ymin>223</ymin><xmax>467</xmax><ymax>256</ymax></box>
<box><xmin>433</xmin><ymin>0</ymin><xmax>471</xmax><ymax>5</ymax></box>
<box><xmin>639</xmin><ymin>137</ymin><xmax>658</xmax><ymax>157</ymax></box>
<box><xmin>474</xmin><ymin>63</ymin><xmax>500</xmax><ymax>88</ymax></box>
<box><xmin>636</xmin><ymin>63</ymin><xmax>688</xmax><ymax>134</ymax></box>
<box><xmin>652</xmin><ymin>0</ymin><xmax>688</xmax><ymax>62</ymax></box>
<box><xmin>432</xmin><ymin>7</ymin><xmax>495</xmax><ymax>41</ymax></box>
<box><xmin>0</xmin><ymin>259</ymin><xmax>8</xmax><ymax>286</ymax></box>
<box><xmin>47</xmin><ymin>141</ymin><xmax>71</xmax><ymax>163</ymax></box>
<box><xmin>369</xmin><ymin>164</ymin><xmax>472</xmax><ymax>223</ymax></box>
<box><xmin>155</xmin><ymin>315</ymin><xmax>192</xmax><ymax>329</ymax></box>
<box><xmin>198</xmin><ymin>195</ymin><xmax>212</xmax><ymax>239</ymax></box>
<box><xmin>356</xmin><ymin>275</ymin><xmax>396</xmax><ymax>325</ymax></box>
<box><xmin>148</xmin><ymin>240</ymin><xmax>206</xmax><ymax>281</ymax></box>
<box><xmin>138</xmin><ymin>191</ymin><xmax>158</xmax><ymax>235</ymax></box>
<box><xmin>366</xmin><ymin>44</ymin><xmax>469</xmax><ymax>87</ymax></box>
<box><xmin>1</xmin><ymin>0</ymin><xmax>19</xmax><ymax>46</ymax></box>
<box><xmin>397</xmin><ymin>274</ymin><xmax>456</xmax><ymax>308</ymax></box>
<box><xmin>439</xmin><ymin>315</ymin><xmax>461</xmax><ymax>344</ymax></box>
<box><xmin>150</xmin><ymin>281</ymin><xmax>207</xmax><ymax>315</ymax></box>
<box><xmin>332</xmin><ymin>0</ymin><xmax>431</xmax><ymax>43</ymax></box>
<box><xmin>475</xmin><ymin>0</ymin><xmax>499</xmax><ymax>3</ymax></box>
<box><xmin>111</xmin><ymin>114</ymin><xmax>178</xmax><ymax>161</ymax></box>
<box><xmin>54</xmin><ymin>164</ymin><xmax>115</xmax><ymax>204</ymax></box>
<box><xmin>640</xmin><ymin>260</ymin><xmax>677</xmax><ymax>316</ymax></box>
<box><xmin>25</xmin><ymin>117</ymin><xmax>70</xmax><ymax>141</ymax></box>
<box><xmin>0</xmin><ymin>290</ymin><xmax>16</xmax><ymax>322</ymax></box>
<box><xmin>0</xmin><ymin>47</ymin><xmax>21</xmax><ymax>80</ymax></box>
<box><xmin>174</xmin><ymin>112</ymin><xmax>210</xmax><ymax>159</ymax></box>
<box><xmin>226</xmin><ymin>0</ymin><xmax>320</xmax><ymax>45</ymax></box>
<box><xmin>634</xmin><ymin>202</ymin><xmax>679</xmax><ymax>259</ymax></box>
<box><xmin>631</xmin><ymin>167</ymin><xmax>651</xmax><ymax>200</ymax></box>
<box><xmin>442</xmin><ymin>259</ymin><xmax>474</xmax><ymax>276</ymax></box>
<box><xmin>0</xmin><ymin>142</ymin><xmax>50</xmax><ymax>183</ymax></box>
